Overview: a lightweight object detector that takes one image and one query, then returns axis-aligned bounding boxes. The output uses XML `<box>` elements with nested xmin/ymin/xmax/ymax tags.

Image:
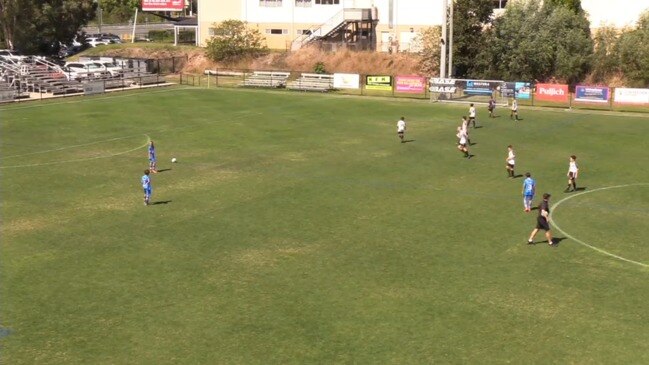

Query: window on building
<box><xmin>315</xmin><ymin>0</ymin><xmax>339</xmax><ymax>4</ymax></box>
<box><xmin>491</xmin><ymin>0</ymin><xmax>508</xmax><ymax>9</ymax></box>
<box><xmin>266</xmin><ymin>29</ymin><xmax>289</xmax><ymax>35</ymax></box>
<box><xmin>296</xmin><ymin>29</ymin><xmax>312</xmax><ymax>35</ymax></box>
<box><xmin>296</xmin><ymin>0</ymin><xmax>312</xmax><ymax>7</ymax></box>
<box><xmin>260</xmin><ymin>0</ymin><xmax>282</xmax><ymax>7</ymax></box>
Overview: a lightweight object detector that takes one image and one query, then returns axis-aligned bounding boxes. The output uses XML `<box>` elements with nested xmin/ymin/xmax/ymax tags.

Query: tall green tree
<box><xmin>590</xmin><ymin>26</ymin><xmax>620</xmax><ymax>83</ymax></box>
<box><xmin>616</xmin><ymin>11</ymin><xmax>649</xmax><ymax>86</ymax></box>
<box><xmin>476</xmin><ymin>0</ymin><xmax>592</xmax><ymax>84</ymax></box>
<box><xmin>546</xmin><ymin>0</ymin><xmax>582</xmax><ymax>13</ymax></box>
<box><xmin>450</xmin><ymin>0</ymin><xmax>495</xmax><ymax>78</ymax></box>
<box><xmin>205</xmin><ymin>20</ymin><xmax>268</xmax><ymax>63</ymax></box>
<box><xmin>0</xmin><ymin>0</ymin><xmax>96</xmax><ymax>54</ymax></box>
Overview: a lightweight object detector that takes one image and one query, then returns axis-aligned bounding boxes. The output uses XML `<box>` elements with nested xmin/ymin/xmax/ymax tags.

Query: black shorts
<box><xmin>398</xmin><ymin>131</ymin><xmax>404</xmax><ymax>135</ymax></box>
<box><xmin>568</xmin><ymin>172</ymin><xmax>577</xmax><ymax>179</ymax></box>
<box><xmin>536</xmin><ymin>217</ymin><xmax>550</xmax><ymax>231</ymax></box>
<box><xmin>507</xmin><ymin>163</ymin><xmax>515</xmax><ymax>169</ymax></box>
<box><xmin>469</xmin><ymin>117</ymin><xmax>475</xmax><ymax>121</ymax></box>
<box><xmin>488</xmin><ymin>107</ymin><xmax>494</xmax><ymax>111</ymax></box>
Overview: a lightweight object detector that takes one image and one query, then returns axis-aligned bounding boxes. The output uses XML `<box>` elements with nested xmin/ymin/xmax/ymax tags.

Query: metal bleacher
<box><xmin>240</xmin><ymin>71</ymin><xmax>290</xmax><ymax>88</ymax></box>
<box><xmin>0</xmin><ymin>55</ymin><xmax>167</xmax><ymax>101</ymax></box>
<box><xmin>286</xmin><ymin>73</ymin><xmax>334</xmax><ymax>92</ymax></box>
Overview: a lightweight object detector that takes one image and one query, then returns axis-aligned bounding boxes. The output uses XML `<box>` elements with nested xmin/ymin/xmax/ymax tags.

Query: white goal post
<box><xmin>429</xmin><ymin>78</ymin><xmax>510</xmax><ymax>106</ymax></box>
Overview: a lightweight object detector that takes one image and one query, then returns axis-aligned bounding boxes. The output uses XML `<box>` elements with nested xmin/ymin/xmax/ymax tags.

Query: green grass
<box><xmin>1</xmin><ymin>87</ymin><xmax>648</xmax><ymax>364</ymax></box>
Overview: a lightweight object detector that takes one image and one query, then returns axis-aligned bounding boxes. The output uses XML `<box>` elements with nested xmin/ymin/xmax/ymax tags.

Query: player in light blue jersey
<box><xmin>142</xmin><ymin>169</ymin><xmax>152</xmax><ymax>205</ymax></box>
<box><xmin>522</xmin><ymin>172</ymin><xmax>536</xmax><ymax>212</ymax></box>
<box><xmin>148</xmin><ymin>140</ymin><xmax>157</xmax><ymax>173</ymax></box>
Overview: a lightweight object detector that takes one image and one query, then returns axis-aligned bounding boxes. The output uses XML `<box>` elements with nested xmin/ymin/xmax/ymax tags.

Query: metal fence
<box><xmin>177</xmin><ymin>70</ymin><xmax>649</xmax><ymax>113</ymax></box>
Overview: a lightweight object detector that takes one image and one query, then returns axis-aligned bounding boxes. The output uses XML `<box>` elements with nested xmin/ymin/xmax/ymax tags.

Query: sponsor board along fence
<box><xmin>181</xmin><ymin>70</ymin><xmax>649</xmax><ymax>112</ymax></box>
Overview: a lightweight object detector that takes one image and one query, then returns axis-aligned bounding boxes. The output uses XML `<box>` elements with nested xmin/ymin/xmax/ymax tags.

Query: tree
<box><xmin>475</xmin><ymin>0</ymin><xmax>592</xmax><ymax>84</ymax></box>
<box><xmin>413</xmin><ymin>26</ymin><xmax>441</xmax><ymax>76</ymax></box>
<box><xmin>590</xmin><ymin>26</ymin><xmax>620</xmax><ymax>83</ymax></box>
<box><xmin>97</xmin><ymin>0</ymin><xmax>140</xmax><ymax>23</ymax></box>
<box><xmin>546</xmin><ymin>0</ymin><xmax>582</xmax><ymax>13</ymax></box>
<box><xmin>450</xmin><ymin>0</ymin><xmax>495</xmax><ymax>78</ymax></box>
<box><xmin>616</xmin><ymin>11</ymin><xmax>649</xmax><ymax>86</ymax></box>
<box><xmin>0</xmin><ymin>0</ymin><xmax>96</xmax><ymax>54</ymax></box>
<box><xmin>205</xmin><ymin>20</ymin><xmax>268</xmax><ymax>63</ymax></box>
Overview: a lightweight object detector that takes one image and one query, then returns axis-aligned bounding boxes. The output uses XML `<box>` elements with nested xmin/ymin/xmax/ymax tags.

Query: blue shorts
<box><xmin>143</xmin><ymin>187</ymin><xmax>152</xmax><ymax>196</ymax></box>
<box><xmin>149</xmin><ymin>157</ymin><xmax>156</xmax><ymax>163</ymax></box>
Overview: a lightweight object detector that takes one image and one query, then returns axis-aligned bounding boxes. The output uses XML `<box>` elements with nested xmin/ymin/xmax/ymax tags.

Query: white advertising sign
<box><xmin>333</xmin><ymin>73</ymin><xmax>360</xmax><ymax>89</ymax></box>
<box><xmin>614</xmin><ymin>88</ymin><xmax>649</xmax><ymax>104</ymax></box>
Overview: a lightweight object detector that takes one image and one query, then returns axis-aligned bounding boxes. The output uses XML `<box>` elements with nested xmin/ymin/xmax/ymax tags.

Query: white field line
<box><xmin>549</xmin><ymin>183</ymin><xmax>649</xmax><ymax>268</ymax></box>
<box><xmin>1</xmin><ymin>134</ymin><xmax>147</xmax><ymax>159</ymax></box>
<box><xmin>0</xmin><ymin>134</ymin><xmax>150</xmax><ymax>169</ymax></box>
<box><xmin>0</xmin><ymin>87</ymin><xmax>191</xmax><ymax>112</ymax></box>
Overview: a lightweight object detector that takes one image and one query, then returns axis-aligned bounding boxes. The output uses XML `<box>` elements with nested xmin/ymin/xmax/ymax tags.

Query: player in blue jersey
<box><xmin>522</xmin><ymin>172</ymin><xmax>536</xmax><ymax>212</ymax></box>
<box><xmin>148</xmin><ymin>140</ymin><xmax>158</xmax><ymax>173</ymax></box>
<box><xmin>142</xmin><ymin>169</ymin><xmax>152</xmax><ymax>206</ymax></box>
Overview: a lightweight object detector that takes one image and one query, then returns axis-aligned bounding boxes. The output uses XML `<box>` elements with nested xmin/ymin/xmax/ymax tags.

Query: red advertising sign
<box><xmin>535</xmin><ymin>83</ymin><xmax>569</xmax><ymax>102</ymax></box>
<box><xmin>142</xmin><ymin>0</ymin><xmax>185</xmax><ymax>11</ymax></box>
<box><xmin>395</xmin><ymin>76</ymin><xmax>426</xmax><ymax>93</ymax></box>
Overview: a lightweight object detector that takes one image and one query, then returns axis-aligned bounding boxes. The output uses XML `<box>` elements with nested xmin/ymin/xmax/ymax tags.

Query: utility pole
<box><xmin>440</xmin><ymin>0</ymin><xmax>447</xmax><ymax>78</ymax></box>
<box><xmin>448</xmin><ymin>0</ymin><xmax>453</xmax><ymax>78</ymax></box>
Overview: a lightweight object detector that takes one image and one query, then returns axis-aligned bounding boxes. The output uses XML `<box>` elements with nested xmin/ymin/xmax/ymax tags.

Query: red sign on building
<box><xmin>535</xmin><ymin>83</ymin><xmax>569</xmax><ymax>102</ymax></box>
<box><xmin>141</xmin><ymin>0</ymin><xmax>184</xmax><ymax>11</ymax></box>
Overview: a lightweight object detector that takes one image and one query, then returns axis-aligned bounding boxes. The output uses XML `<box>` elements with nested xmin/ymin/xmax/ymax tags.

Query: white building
<box><xmin>197</xmin><ymin>0</ymin><xmax>446</xmax><ymax>51</ymax></box>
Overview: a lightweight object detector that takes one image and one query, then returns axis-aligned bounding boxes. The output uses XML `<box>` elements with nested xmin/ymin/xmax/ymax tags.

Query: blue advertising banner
<box><xmin>464</xmin><ymin>80</ymin><xmax>493</xmax><ymax>95</ymax></box>
<box><xmin>515</xmin><ymin>82</ymin><xmax>531</xmax><ymax>99</ymax></box>
<box><xmin>501</xmin><ymin>82</ymin><xmax>531</xmax><ymax>99</ymax></box>
<box><xmin>575</xmin><ymin>85</ymin><xmax>609</xmax><ymax>103</ymax></box>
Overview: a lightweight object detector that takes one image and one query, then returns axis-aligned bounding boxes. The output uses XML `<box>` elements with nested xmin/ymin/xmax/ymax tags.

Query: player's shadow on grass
<box><xmin>469</xmin><ymin>142</ymin><xmax>477</xmax><ymax>146</ymax></box>
<box><xmin>151</xmin><ymin>200</ymin><xmax>172</xmax><ymax>205</ymax></box>
<box><xmin>403</xmin><ymin>139</ymin><xmax>415</xmax><ymax>143</ymax></box>
<box><xmin>513</xmin><ymin>174</ymin><xmax>524</xmax><ymax>178</ymax></box>
<box><xmin>530</xmin><ymin>206</ymin><xmax>538</xmax><ymax>211</ymax></box>
<box><xmin>474</xmin><ymin>126</ymin><xmax>484</xmax><ymax>129</ymax></box>
<box><xmin>157</xmin><ymin>168</ymin><xmax>172</xmax><ymax>173</ymax></box>
<box><xmin>575</xmin><ymin>187</ymin><xmax>587</xmax><ymax>191</ymax></box>
<box><xmin>552</xmin><ymin>237</ymin><xmax>567</xmax><ymax>246</ymax></box>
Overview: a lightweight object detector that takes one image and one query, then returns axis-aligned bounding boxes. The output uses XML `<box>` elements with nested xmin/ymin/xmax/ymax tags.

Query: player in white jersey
<box><xmin>510</xmin><ymin>98</ymin><xmax>519</xmax><ymax>121</ymax></box>
<box><xmin>457</xmin><ymin>127</ymin><xmax>470</xmax><ymax>158</ymax></box>
<box><xmin>505</xmin><ymin>145</ymin><xmax>516</xmax><ymax>178</ymax></box>
<box><xmin>397</xmin><ymin>117</ymin><xmax>406</xmax><ymax>143</ymax></box>
<box><xmin>565</xmin><ymin>155</ymin><xmax>579</xmax><ymax>192</ymax></box>
<box><xmin>461</xmin><ymin>116</ymin><xmax>471</xmax><ymax>145</ymax></box>
<box><xmin>468</xmin><ymin>103</ymin><xmax>477</xmax><ymax>128</ymax></box>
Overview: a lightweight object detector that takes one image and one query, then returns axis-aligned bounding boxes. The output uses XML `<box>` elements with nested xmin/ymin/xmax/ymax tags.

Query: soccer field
<box><xmin>1</xmin><ymin>87</ymin><xmax>648</xmax><ymax>364</ymax></box>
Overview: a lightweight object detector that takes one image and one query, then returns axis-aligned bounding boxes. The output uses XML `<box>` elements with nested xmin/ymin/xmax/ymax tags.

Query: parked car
<box><xmin>63</xmin><ymin>61</ymin><xmax>109</xmax><ymax>80</ymax></box>
<box><xmin>97</xmin><ymin>62</ymin><xmax>124</xmax><ymax>77</ymax></box>
<box><xmin>85</xmin><ymin>37</ymin><xmax>111</xmax><ymax>47</ymax></box>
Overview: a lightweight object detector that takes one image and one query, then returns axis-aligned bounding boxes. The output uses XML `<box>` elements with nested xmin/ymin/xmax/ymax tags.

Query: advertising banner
<box><xmin>141</xmin><ymin>0</ymin><xmax>184</xmax><ymax>11</ymax></box>
<box><xmin>365</xmin><ymin>75</ymin><xmax>392</xmax><ymax>91</ymax></box>
<box><xmin>501</xmin><ymin>82</ymin><xmax>531</xmax><ymax>99</ymax></box>
<box><xmin>574</xmin><ymin>86</ymin><xmax>609</xmax><ymax>103</ymax></box>
<box><xmin>428</xmin><ymin>78</ymin><xmax>457</xmax><ymax>93</ymax></box>
<box><xmin>83</xmin><ymin>81</ymin><xmax>105</xmax><ymax>95</ymax></box>
<box><xmin>614</xmin><ymin>88</ymin><xmax>649</xmax><ymax>104</ymax></box>
<box><xmin>395</xmin><ymin>76</ymin><xmax>426</xmax><ymax>93</ymax></box>
<box><xmin>333</xmin><ymin>73</ymin><xmax>360</xmax><ymax>89</ymax></box>
<box><xmin>0</xmin><ymin>89</ymin><xmax>14</xmax><ymax>102</ymax></box>
<box><xmin>464</xmin><ymin>80</ymin><xmax>492</xmax><ymax>96</ymax></box>
<box><xmin>535</xmin><ymin>83</ymin><xmax>569</xmax><ymax>102</ymax></box>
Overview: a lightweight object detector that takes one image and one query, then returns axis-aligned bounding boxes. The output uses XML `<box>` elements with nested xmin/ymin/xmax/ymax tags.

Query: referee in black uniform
<box><xmin>528</xmin><ymin>193</ymin><xmax>555</xmax><ymax>246</ymax></box>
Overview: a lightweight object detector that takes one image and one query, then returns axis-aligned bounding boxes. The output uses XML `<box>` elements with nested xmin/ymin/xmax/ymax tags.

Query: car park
<box><xmin>63</xmin><ymin>61</ymin><xmax>110</xmax><ymax>80</ymax></box>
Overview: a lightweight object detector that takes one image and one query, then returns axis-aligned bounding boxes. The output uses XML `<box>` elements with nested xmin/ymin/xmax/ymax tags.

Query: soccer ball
<box><xmin>171</xmin><ymin>158</ymin><xmax>177</xmax><ymax>163</ymax></box>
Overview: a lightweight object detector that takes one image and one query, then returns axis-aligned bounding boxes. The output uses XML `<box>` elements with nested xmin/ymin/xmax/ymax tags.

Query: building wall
<box><xmin>198</xmin><ymin>0</ymin><xmax>444</xmax><ymax>49</ymax></box>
